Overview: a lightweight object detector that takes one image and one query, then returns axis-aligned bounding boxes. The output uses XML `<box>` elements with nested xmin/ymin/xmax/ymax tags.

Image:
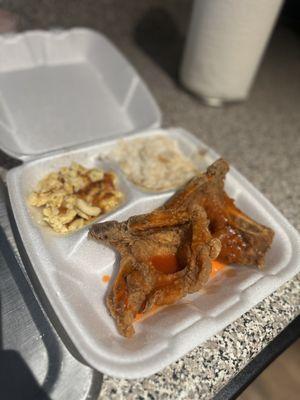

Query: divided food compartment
<box><xmin>2</xmin><ymin>28</ymin><xmax>300</xmax><ymax>379</ymax></box>
<box><xmin>7</xmin><ymin>127</ymin><xmax>300</xmax><ymax>379</ymax></box>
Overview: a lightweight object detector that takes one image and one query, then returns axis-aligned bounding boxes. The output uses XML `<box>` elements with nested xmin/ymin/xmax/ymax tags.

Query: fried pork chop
<box><xmin>162</xmin><ymin>159</ymin><xmax>274</xmax><ymax>266</ymax></box>
<box><xmin>89</xmin><ymin>159</ymin><xmax>274</xmax><ymax>337</ymax></box>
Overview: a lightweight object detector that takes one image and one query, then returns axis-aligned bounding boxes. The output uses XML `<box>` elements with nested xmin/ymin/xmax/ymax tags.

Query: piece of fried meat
<box><xmin>89</xmin><ymin>159</ymin><xmax>274</xmax><ymax>337</ymax></box>
<box><xmin>161</xmin><ymin>159</ymin><xmax>274</xmax><ymax>266</ymax></box>
<box><xmin>89</xmin><ymin>204</ymin><xmax>220</xmax><ymax>337</ymax></box>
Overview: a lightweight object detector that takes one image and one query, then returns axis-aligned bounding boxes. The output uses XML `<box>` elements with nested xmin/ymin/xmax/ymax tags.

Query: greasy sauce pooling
<box><xmin>134</xmin><ymin>255</ymin><xmax>181</xmax><ymax>322</ymax></box>
<box><xmin>150</xmin><ymin>255</ymin><xmax>227</xmax><ymax>277</ymax></box>
<box><xmin>150</xmin><ymin>254</ymin><xmax>182</xmax><ymax>274</ymax></box>
<box><xmin>102</xmin><ymin>274</ymin><xmax>111</xmax><ymax>283</ymax></box>
<box><xmin>210</xmin><ymin>261</ymin><xmax>237</xmax><ymax>279</ymax></box>
<box><xmin>210</xmin><ymin>260</ymin><xmax>226</xmax><ymax>278</ymax></box>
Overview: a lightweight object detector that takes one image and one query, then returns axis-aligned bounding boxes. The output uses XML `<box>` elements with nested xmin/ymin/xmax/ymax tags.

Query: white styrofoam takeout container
<box><xmin>0</xmin><ymin>28</ymin><xmax>161</xmax><ymax>159</ymax></box>
<box><xmin>2</xmin><ymin>29</ymin><xmax>300</xmax><ymax>379</ymax></box>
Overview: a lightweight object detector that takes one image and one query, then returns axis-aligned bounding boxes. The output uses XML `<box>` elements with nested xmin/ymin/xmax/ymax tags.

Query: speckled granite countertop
<box><xmin>1</xmin><ymin>1</ymin><xmax>299</xmax><ymax>399</ymax></box>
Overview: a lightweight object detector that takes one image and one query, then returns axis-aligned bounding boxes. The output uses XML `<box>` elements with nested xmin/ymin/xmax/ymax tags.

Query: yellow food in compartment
<box><xmin>28</xmin><ymin>162</ymin><xmax>123</xmax><ymax>234</ymax></box>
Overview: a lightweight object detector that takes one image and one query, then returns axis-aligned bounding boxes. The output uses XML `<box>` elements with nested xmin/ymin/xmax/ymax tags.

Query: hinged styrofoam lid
<box><xmin>0</xmin><ymin>28</ymin><xmax>161</xmax><ymax>160</ymax></box>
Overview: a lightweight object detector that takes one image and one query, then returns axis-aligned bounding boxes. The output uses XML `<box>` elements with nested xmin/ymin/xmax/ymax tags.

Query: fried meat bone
<box><xmin>161</xmin><ymin>158</ymin><xmax>274</xmax><ymax>266</ymax></box>
<box><xmin>89</xmin><ymin>159</ymin><xmax>274</xmax><ymax>337</ymax></box>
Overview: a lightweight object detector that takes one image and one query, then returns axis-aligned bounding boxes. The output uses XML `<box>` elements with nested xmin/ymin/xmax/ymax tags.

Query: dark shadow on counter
<box><xmin>0</xmin><ymin>248</ymin><xmax>51</xmax><ymax>399</ymax></box>
<box><xmin>134</xmin><ymin>7</ymin><xmax>185</xmax><ymax>82</ymax></box>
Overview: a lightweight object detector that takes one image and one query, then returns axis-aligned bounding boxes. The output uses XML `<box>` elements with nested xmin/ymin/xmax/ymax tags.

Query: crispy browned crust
<box><xmin>89</xmin><ymin>159</ymin><xmax>274</xmax><ymax>337</ymax></box>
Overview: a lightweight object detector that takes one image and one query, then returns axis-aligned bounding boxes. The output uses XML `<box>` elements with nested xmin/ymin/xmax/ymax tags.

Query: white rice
<box><xmin>108</xmin><ymin>135</ymin><xmax>198</xmax><ymax>191</ymax></box>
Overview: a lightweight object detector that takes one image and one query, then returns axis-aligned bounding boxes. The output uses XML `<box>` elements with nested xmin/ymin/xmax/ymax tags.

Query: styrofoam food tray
<box><xmin>0</xmin><ymin>28</ymin><xmax>161</xmax><ymax>159</ymax></box>
<box><xmin>7</xmin><ymin>127</ymin><xmax>300</xmax><ymax>378</ymax></box>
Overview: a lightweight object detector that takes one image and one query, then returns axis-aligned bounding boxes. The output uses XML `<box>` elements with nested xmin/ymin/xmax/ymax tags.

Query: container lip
<box><xmin>2</xmin><ymin>120</ymin><xmax>162</xmax><ymax>163</ymax></box>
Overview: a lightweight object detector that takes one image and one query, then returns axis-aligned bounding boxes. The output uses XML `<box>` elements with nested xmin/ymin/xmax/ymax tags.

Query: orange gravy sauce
<box><xmin>210</xmin><ymin>260</ymin><xmax>226</xmax><ymax>278</ymax></box>
<box><xmin>150</xmin><ymin>254</ymin><xmax>180</xmax><ymax>274</ymax></box>
<box><xmin>102</xmin><ymin>274</ymin><xmax>111</xmax><ymax>283</ymax></box>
